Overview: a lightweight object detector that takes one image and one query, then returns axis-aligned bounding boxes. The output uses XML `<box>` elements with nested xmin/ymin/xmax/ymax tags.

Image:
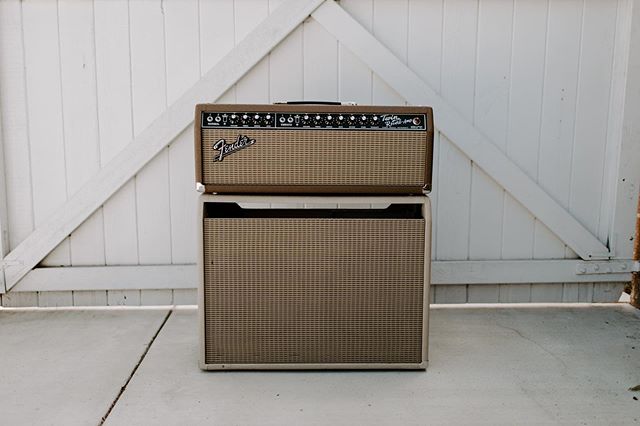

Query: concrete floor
<box><xmin>1</xmin><ymin>305</ymin><xmax>639</xmax><ymax>425</ymax></box>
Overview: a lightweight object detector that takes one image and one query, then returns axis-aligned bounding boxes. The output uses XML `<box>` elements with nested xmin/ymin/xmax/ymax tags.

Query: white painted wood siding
<box><xmin>0</xmin><ymin>0</ymin><xmax>634</xmax><ymax>303</ymax></box>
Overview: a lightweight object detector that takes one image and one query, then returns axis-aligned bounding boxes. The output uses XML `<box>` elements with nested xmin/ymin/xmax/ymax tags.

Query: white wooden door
<box><xmin>0</xmin><ymin>0</ymin><xmax>638</xmax><ymax>306</ymax></box>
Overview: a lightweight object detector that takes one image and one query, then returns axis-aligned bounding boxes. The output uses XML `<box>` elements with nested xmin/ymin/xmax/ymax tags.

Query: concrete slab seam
<box><xmin>98</xmin><ymin>309</ymin><xmax>173</xmax><ymax>425</ymax></box>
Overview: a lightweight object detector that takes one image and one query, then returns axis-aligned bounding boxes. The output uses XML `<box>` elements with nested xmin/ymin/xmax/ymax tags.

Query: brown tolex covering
<box><xmin>194</xmin><ymin>104</ymin><xmax>434</xmax><ymax>194</ymax></box>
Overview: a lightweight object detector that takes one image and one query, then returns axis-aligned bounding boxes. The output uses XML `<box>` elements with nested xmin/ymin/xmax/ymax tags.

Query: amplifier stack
<box><xmin>195</xmin><ymin>103</ymin><xmax>434</xmax><ymax>370</ymax></box>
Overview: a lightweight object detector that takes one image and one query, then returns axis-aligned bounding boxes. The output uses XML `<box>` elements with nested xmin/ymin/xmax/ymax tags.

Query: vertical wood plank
<box><xmin>235</xmin><ymin>1</ymin><xmax>270</xmax><ymax>103</ymax></box>
<box><xmin>303</xmin><ymin>18</ymin><xmax>338</xmax><ymax>101</ymax></box>
<box><xmin>57</xmin><ymin>1</ymin><xmax>100</xmax><ymax>194</ymax></box>
<box><xmin>569</xmin><ymin>1</ymin><xmax>617</xmax><ymax>237</ymax></box>
<box><xmin>73</xmin><ymin>290</ymin><xmax>108</xmax><ymax>306</ymax></box>
<box><xmin>0</xmin><ymin>137</ymin><xmax>6</xmax><ymax>267</ymax></box>
<box><xmin>499</xmin><ymin>284</ymin><xmax>531</xmax><ymax>303</ymax></box>
<box><xmin>68</xmin><ymin>213</ymin><xmax>106</xmax><ymax>265</ymax></box>
<box><xmin>173</xmin><ymin>288</ymin><xmax>197</xmax><ymax>305</ymax></box>
<box><xmin>562</xmin><ymin>283</ymin><xmax>581</xmax><ymax>302</ymax></box>
<box><xmin>530</xmin><ymin>283</ymin><xmax>563</xmax><ymax>303</ymax></box>
<box><xmin>198</xmin><ymin>0</ymin><xmax>235</xmax><ymax>74</ymax></box>
<box><xmin>407</xmin><ymin>0</ymin><xmax>443</xmax><ymax>90</ymax></box>
<box><xmin>407</xmin><ymin>0</ymin><xmax>442</xmax><ymax>259</ymax></box>
<box><xmin>268</xmin><ymin>0</ymin><xmax>286</xmax><ymax>11</ymax></box>
<box><xmin>168</xmin><ymin>131</ymin><xmax>197</xmax><ymax>264</ymax></box>
<box><xmin>441</xmin><ymin>0</ymin><xmax>479</xmax><ymax>119</ymax></box>
<box><xmin>164</xmin><ymin>0</ymin><xmax>200</xmax><ymax>264</ymax></box>
<box><xmin>38</xmin><ymin>291</ymin><xmax>73</xmax><ymax>307</ymax></box>
<box><xmin>0</xmin><ymin>2</ymin><xmax>10</xmax><ymax>260</ymax></box>
<box><xmin>371</xmin><ymin>0</ymin><xmax>406</xmax><ymax>104</ymax></box>
<box><xmin>22</xmin><ymin>0</ymin><xmax>71</xmax><ymax>267</ymax></box>
<box><xmin>94</xmin><ymin>0</ymin><xmax>138</xmax><ymax>265</ymax></box>
<box><xmin>469</xmin><ymin>0</ymin><xmax>513</xmax><ymax>267</ymax></box>
<box><xmin>503</xmin><ymin>0</ymin><xmax>548</xmax><ymax>260</ymax></box>
<box><xmin>58</xmin><ymin>0</ymin><xmax>105</xmax><ymax>266</ymax></box>
<box><xmin>107</xmin><ymin>289</ymin><xmax>141</xmax><ymax>306</ymax></box>
<box><xmin>102</xmin><ymin>184</ymin><xmax>138</xmax><ymax>265</ymax></box>
<box><xmin>434</xmin><ymin>285</ymin><xmax>467</xmax><ymax>304</ymax></box>
<box><xmin>469</xmin><ymin>171</ymin><xmax>503</xmax><ymax>251</ymax></box>
<box><xmin>338</xmin><ymin>0</ymin><xmax>372</xmax><ymax>104</ymax></box>
<box><xmin>467</xmin><ymin>285</ymin><xmax>500</xmax><ymax>303</ymax></box>
<box><xmin>270</xmin><ymin>27</ymin><xmax>303</xmax><ymax>102</ymax></box>
<box><xmin>199</xmin><ymin>0</ymin><xmax>236</xmax><ymax>104</ymax></box>
<box><xmin>0</xmin><ymin>0</ymin><xmax>34</xmax><ymax>251</ymax></box>
<box><xmin>200</xmin><ymin>0</ymin><xmax>236</xmax><ymax>105</ymax></box>
<box><xmin>140</xmin><ymin>289</ymin><xmax>173</xmax><ymax>306</ymax></box>
<box><xmin>577</xmin><ymin>282</ymin><xmax>595</xmax><ymax>302</ymax></box>
<box><xmin>536</xmin><ymin>0</ymin><xmax>584</xmax><ymax>259</ymax></box>
<box><xmin>593</xmin><ymin>282</ymin><xmax>624</xmax><ymax>303</ymax></box>
<box><xmin>1</xmin><ymin>292</ymin><xmax>38</xmax><ymax>307</ymax></box>
<box><xmin>372</xmin><ymin>0</ymin><xmax>408</xmax><ymax>60</ymax></box>
<box><xmin>609</xmin><ymin>0</ymin><xmax>640</xmax><ymax>258</ymax></box>
<box><xmin>0</xmin><ymin>80</ymin><xmax>8</xmax><ymax>262</ymax></box>
<box><xmin>129</xmin><ymin>0</ymin><xmax>171</xmax><ymax>265</ymax></box>
<box><xmin>164</xmin><ymin>0</ymin><xmax>200</xmax><ymax>104</ymax></box>
<box><xmin>599</xmin><ymin>0</ymin><xmax>628</xmax><ymax>245</ymax></box>
<box><xmin>436</xmin><ymin>139</ymin><xmax>471</xmax><ymax>260</ymax></box>
<box><xmin>135</xmin><ymin>154</ymin><xmax>172</xmax><ymax>264</ymax></box>
<box><xmin>339</xmin><ymin>0</ymin><xmax>373</xmax><ymax>29</ymax></box>
<box><xmin>436</xmin><ymin>0</ymin><xmax>478</xmax><ymax>261</ymax></box>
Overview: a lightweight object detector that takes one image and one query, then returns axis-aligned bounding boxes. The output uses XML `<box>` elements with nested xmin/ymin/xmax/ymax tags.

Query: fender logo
<box><xmin>212</xmin><ymin>135</ymin><xmax>256</xmax><ymax>162</ymax></box>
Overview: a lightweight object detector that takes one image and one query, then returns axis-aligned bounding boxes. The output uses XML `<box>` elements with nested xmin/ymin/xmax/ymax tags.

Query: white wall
<box><xmin>0</xmin><ymin>0</ymin><xmax>635</xmax><ymax>305</ymax></box>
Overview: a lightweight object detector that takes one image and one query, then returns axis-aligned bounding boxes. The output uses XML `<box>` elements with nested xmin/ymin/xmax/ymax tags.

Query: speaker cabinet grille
<box><xmin>202</xmin><ymin>216</ymin><xmax>426</xmax><ymax>367</ymax></box>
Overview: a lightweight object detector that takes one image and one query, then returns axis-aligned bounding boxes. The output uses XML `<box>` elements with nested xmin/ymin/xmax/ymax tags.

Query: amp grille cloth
<box><xmin>201</xmin><ymin>129</ymin><xmax>427</xmax><ymax>187</ymax></box>
<box><xmin>203</xmin><ymin>218</ymin><xmax>425</xmax><ymax>365</ymax></box>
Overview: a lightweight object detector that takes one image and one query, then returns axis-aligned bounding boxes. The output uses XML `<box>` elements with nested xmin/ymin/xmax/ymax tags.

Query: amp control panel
<box><xmin>201</xmin><ymin>111</ymin><xmax>427</xmax><ymax>131</ymax></box>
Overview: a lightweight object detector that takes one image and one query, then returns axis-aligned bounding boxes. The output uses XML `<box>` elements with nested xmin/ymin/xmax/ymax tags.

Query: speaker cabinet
<box><xmin>195</xmin><ymin>104</ymin><xmax>434</xmax><ymax>194</ymax></box>
<box><xmin>198</xmin><ymin>195</ymin><xmax>431</xmax><ymax>370</ymax></box>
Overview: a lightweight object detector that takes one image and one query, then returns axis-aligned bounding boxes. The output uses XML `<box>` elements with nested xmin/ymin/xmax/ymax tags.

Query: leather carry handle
<box><xmin>273</xmin><ymin>101</ymin><xmax>356</xmax><ymax>105</ymax></box>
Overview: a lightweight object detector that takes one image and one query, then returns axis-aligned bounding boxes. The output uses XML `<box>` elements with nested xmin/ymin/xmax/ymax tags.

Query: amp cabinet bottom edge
<box><xmin>199</xmin><ymin>361</ymin><xmax>428</xmax><ymax>371</ymax></box>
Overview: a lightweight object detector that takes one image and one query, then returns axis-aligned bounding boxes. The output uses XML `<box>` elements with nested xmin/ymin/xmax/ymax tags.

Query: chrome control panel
<box><xmin>201</xmin><ymin>112</ymin><xmax>427</xmax><ymax>131</ymax></box>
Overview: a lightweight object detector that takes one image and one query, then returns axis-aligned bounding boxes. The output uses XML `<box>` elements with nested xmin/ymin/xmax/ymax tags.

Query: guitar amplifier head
<box><xmin>194</xmin><ymin>104</ymin><xmax>434</xmax><ymax>194</ymax></box>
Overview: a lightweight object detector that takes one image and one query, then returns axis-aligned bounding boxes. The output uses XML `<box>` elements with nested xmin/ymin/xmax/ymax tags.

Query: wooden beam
<box><xmin>311</xmin><ymin>1</ymin><xmax>611</xmax><ymax>260</ymax></box>
<box><xmin>1</xmin><ymin>0</ymin><xmax>326</xmax><ymax>291</ymax></box>
<box><xmin>10</xmin><ymin>259</ymin><xmax>632</xmax><ymax>292</ymax></box>
<box><xmin>432</xmin><ymin>260</ymin><xmax>632</xmax><ymax>285</ymax></box>
<box><xmin>14</xmin><ymin>265</ymin><xmax>195</xmax><ymax>292</ymax></box>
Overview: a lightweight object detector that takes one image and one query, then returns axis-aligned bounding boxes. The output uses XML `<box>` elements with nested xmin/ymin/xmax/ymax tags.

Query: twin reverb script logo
<box><xmin>212</xmin><ymin>135</ymin><xmax>256</xmax><ymax>162</ymax></box>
